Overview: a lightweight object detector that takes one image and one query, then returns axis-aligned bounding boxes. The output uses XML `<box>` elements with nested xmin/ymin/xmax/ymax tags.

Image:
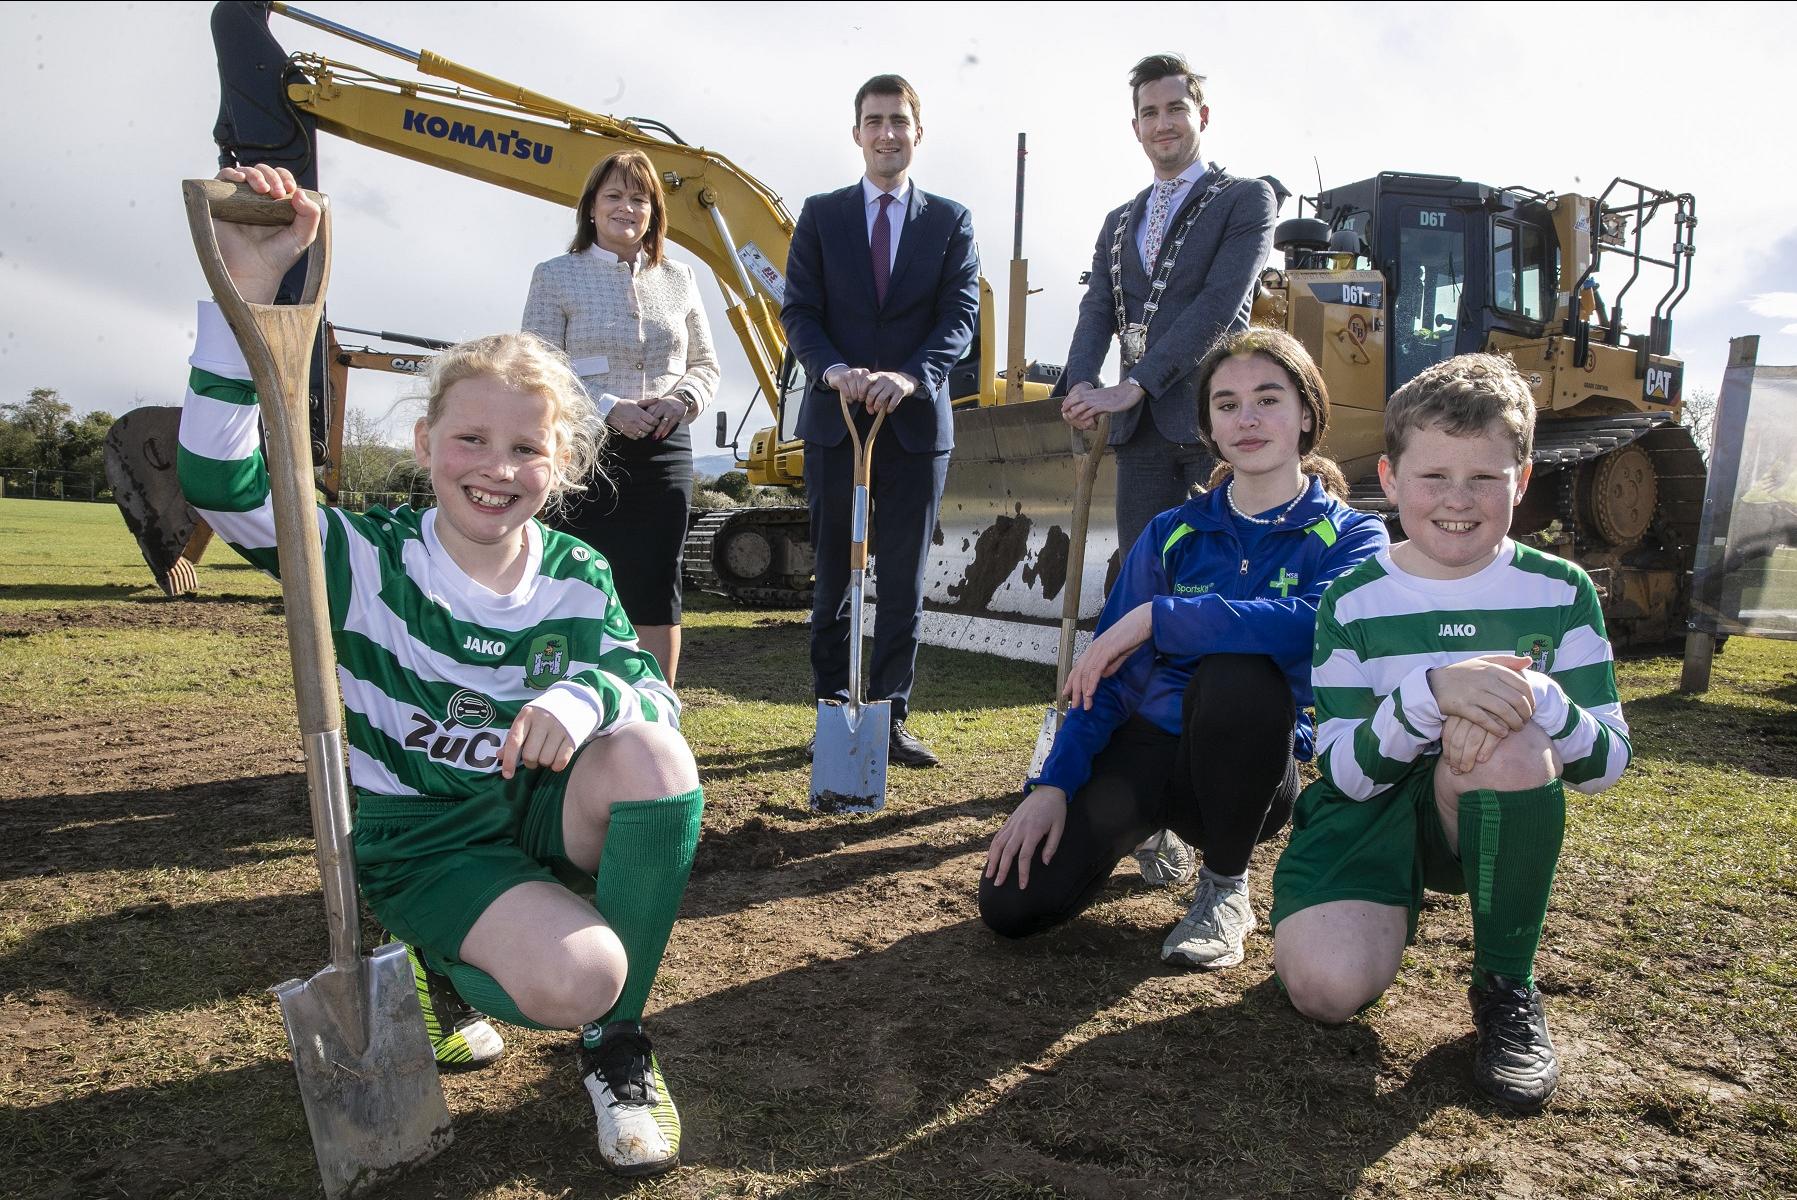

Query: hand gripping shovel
<box><xmin>810</xmin><ymin>394</ymin><xmax>890</xmax><ymax>813</ymax></box>
<box><xmin>183</xmin><ymin>179</ymin><xmax>452</xmax><ymax>1197</ymax></box>
<box><xmin>1028</xmin><ymin>413</ymin><xmax>1111</xmax><ymax>778</ymax></box>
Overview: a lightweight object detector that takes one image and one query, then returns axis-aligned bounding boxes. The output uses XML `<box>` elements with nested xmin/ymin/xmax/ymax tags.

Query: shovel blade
<box><xmin>810</xmin><ymin>698</ymin><xmax>891</xmax><ymax>813</ymax></box>
<box><xmin>1028</xmin><ymin>705</ymin><xmax>1062</xmax><ymax>779</ymax></box>
<box><xmin>272</xmin><ymin>942</ymin><xmax>453</xmax><ymax>1199</ymax></box>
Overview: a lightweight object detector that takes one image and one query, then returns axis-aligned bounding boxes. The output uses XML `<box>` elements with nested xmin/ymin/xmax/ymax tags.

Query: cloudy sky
<box><xmin>4</xmin><ymin>2</ymin><xmax>1794</xmax><ymax>451</ymax></box>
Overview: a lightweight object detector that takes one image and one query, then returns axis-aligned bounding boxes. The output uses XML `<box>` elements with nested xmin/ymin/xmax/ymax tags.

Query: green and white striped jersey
<box><xmin>177</xmin><ymin>303</ymin><xmax>679</xmax><ymax>801</ymax></box>
<box><xmin>1312</xmin><ymin>540</ymin><xmax>1630</xmax><ymax>801</ymax></box>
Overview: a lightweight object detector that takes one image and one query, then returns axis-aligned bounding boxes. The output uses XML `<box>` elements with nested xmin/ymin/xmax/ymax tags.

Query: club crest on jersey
<box><xmin>445</xmin><ymin>689</ymin><xmax>496</xmax><ymax>729</ymax></box>
<box><xmin>526</xmin><ymin>633</ymin><xmax>570</xmax><ymax>689</ymax></box>
<box><xmin>1516</xmin><ymin>633</ymin><xmax>1555</xmax><ymax>672</ymax></box>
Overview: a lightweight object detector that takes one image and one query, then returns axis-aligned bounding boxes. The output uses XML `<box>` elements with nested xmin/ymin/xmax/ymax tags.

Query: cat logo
<box><xmin>525</xmin><ymin>633</ymin><xmax>570</xmax><ymax>689</ymax></box>
<box><xmin>1645</xmin><ymin>366</ymin><xmax>1675</xmax><ymax>401</ymax></box>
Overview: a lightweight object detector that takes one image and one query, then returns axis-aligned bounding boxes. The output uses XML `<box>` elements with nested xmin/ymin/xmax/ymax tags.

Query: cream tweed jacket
<box><xmin>521</xmin><ymin>247</ymin><xmax>720</xmax><ymax>417</ymax></box>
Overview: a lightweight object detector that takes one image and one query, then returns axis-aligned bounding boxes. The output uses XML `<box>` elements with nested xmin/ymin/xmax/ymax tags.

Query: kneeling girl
<box><xmin>980</xmin><ymin>329</ymin><xmax>1387</xmax><ymax>968</ymax></box>
<box><xmin>178</xmin><ymin>164</ymin><xmax>699</xmax><ymax>1178</ymax></box>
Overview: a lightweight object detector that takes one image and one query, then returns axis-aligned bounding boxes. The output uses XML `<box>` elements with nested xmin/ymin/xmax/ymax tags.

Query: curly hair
<box><xmin>1384</xmin><ymin>353</ymin><xmax>1535</xmax><ymax>466</ymax></box>
<box><xmin>419</xmin><ymin>332</ymin><xmax>602</xmax><ymax>518</ymax></box>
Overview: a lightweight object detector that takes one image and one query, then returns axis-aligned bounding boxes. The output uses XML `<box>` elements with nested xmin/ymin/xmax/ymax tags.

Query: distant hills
<box><xmin>694</xmin><ymin>453</ymin><xmax>741</xmax><ymax>481</ymax></box>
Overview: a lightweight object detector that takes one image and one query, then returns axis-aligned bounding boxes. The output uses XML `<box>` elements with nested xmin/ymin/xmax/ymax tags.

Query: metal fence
<box><xmin>336</xmin><ymin>487</ymin><xmax>433</xmax><ymax>513</ymax></box>
<box><xmin>0</xmin><ymin>468</ymin><xmax>108</xmax><ymax>501</ymax></box>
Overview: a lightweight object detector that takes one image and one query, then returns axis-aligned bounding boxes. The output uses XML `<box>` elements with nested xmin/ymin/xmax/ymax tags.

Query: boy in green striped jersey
<box><xmin>179</xmin><ymin>165</ymin><xmax>701</xmax><ymax>1176</ymax></box>
<box><xmin>1270</xmin><ymin>353</ymin><xmax>1631</xmax><ymax>1113</ymax></box>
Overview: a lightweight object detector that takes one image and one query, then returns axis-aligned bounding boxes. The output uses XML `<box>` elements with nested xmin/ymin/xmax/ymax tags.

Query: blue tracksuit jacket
<box><xmin>1032</xmin><ymin>475</ymin><xmax>1389</xmax><ymax>800</ymax></box>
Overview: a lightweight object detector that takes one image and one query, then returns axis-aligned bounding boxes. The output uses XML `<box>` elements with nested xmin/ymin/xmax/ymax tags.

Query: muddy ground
<box><xmin>3</xmin><ymin>597</ymin><xmax>1794</xmax><ymax>1199</ymax></box>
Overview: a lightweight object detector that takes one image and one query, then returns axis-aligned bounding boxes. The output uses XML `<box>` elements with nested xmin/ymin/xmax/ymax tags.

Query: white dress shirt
<box><xmin>862</xmin><ymin>176</ymin><xmax>911</xmax><ymax>272</ymax></box>
<box><xmin>1135</xmin><ymin>159</ymin><xmax>1211</xmax><ymax>269</ymax></box>
<box><xmin>822</xmin><ymin>177</ymin><xmax>916</xmax><ymax>387</ymax></box>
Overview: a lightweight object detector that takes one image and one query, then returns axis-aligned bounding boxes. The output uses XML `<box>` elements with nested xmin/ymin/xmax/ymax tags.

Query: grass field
<box><xmin>3</xmin><ymin>495</ymin><xmax>1795</xmax><ymax>1199</ymax></box>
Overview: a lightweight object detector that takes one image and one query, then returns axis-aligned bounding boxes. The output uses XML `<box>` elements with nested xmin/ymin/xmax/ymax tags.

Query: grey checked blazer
<box><xmin>521</xmin><ymin>250</ymin><xmax>720</xmax><ymax>415</ymax></box>
<box><xmin>1062</xmin><ymin>170</ymin><xmax>1275</xmax><ymax>446</ymax></box>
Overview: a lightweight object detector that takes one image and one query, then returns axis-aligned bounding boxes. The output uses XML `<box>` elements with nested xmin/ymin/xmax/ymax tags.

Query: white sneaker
<box><xmin>582</xmin><ymin>1022</ymin><xmax>681</xmax><ymax>1177</ymax></box>
<box><xmin>1134</xmin><ymin>829</ymin><xmax>1198</xmax><ymax>889</ymax></box>
<box><xmin>1161</xmin><ymin>868</ymin><xmax>1256</xmax><ymax>969</ymax></box>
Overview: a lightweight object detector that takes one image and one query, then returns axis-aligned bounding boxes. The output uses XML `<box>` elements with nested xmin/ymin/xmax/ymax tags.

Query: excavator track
<box><xmin>1346</xmin><ymin>412</ymin><xmax>1705</xmax><ymax>645</ymax></box>
<box><xmin>683</xmin><ymin>507</ymin><xmax>814</xmax><ymax>608</ymax></box>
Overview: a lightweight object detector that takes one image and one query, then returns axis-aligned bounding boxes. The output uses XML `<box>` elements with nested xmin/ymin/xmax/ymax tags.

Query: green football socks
<box><xmin>444</xmin><ymin>959</ymin><xmax>552</xmax><ymax>1031</ymax></box>
<box><xmin>595</xmin><ymin>788</ymin><xmax>704</xmax><ymax>1025</ymax></box>
<box><xmin>1457</xmin><ymin>781</ymin><xmax>1566</xmax><ymax>989</ymax></box>
<box><xmin>431</xmin><ymin>787</ymin><xmax>702</xmax><ymax>1033</ymax></box>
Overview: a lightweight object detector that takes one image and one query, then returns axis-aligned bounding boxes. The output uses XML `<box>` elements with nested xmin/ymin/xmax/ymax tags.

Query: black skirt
<box><xmin>551</xmin><ymin>433</ymin><xmax>692</xmax><ymax>626</ymax></box>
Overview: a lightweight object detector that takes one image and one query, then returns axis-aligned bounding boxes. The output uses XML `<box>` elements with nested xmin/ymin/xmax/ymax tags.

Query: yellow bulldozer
<box><xmin>112</xmin><ymin>2</ymin><xmax>1702</xmax><ymax>651</ymax></box>
<box><xmin>1255</xmin><ymin>172</ymin><xmax>1702</xmax><ymax>644</ymax></box>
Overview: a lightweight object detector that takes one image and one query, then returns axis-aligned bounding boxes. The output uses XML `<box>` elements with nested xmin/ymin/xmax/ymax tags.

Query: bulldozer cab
<box><xmin>1312</xmin><ymin>173</ymin><xmax>1562</xmax><ymax>398</ymax></box>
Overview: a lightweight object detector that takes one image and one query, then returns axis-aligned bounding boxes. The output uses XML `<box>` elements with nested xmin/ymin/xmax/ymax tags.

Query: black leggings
<box><xmin>980</xmin><ymin>653</ymin><xmax>1300</xmax><ymax>939</ymax></box>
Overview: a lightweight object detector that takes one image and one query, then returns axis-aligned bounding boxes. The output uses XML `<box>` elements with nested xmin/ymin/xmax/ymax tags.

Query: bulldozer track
<box><xmin>684</xmin><ymin>508</ymin><xmax>814</xmax><ymax>608</ymax></box>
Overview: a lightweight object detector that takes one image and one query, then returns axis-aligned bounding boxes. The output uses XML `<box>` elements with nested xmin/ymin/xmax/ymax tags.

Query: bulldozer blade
<box><xmin>104</xmin><ymin>407</ymin><xmax>205</xmax><ymax>595</ymax></box>
<box><xmin>810</xmin><ymin>697</ymin><xmax>891</xmax><ymax>814</ymax></box>
<box><xmin>915</xmin><ymin>398</ymin><xmax>1117</xmax><ymax>663</ymax></box>
<box><xmin>271</xmin><ymin>942</ymin><xmax>453</xmax><ymax>1199</ymax></box>
<box><xmin>1028</xmin><ymin>705</ymin><xmax>1060</xmax><ymax>779</ymax></box>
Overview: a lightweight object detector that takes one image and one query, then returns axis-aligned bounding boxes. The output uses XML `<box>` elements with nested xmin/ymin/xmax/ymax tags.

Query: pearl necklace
<box><xmin>1226</xmin><ymin>478</ymin><xmax>1306</xmax><ymax>527</ymax></box>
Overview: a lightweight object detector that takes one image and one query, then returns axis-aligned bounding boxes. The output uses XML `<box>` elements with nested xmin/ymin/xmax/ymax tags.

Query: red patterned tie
<box><xmin>871</xmin><ymin>192</ymin><xmax>894</xmax><ymax>305</ymax></box>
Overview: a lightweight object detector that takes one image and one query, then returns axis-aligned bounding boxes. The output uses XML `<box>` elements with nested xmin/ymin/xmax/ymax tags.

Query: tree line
<box><xmin>1</xmin><ymin>388</ymin><xmax>113</xmax><ymax>483</ymax></box>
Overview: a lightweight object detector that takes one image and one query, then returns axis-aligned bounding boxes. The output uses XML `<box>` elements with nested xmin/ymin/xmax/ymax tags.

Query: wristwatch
<box><xmin>677</xmin><ymin>388</ymin><xmax>699</xmax><ymax>417</ymax></box>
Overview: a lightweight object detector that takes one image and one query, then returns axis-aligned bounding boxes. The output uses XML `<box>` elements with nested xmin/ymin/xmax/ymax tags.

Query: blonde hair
<box><xmin>421</xmin><ymin>332</ymin><xmax>602</xmax><ymax>517</ymax></box>
<box><xmin>1385</xmin><ymin>352</ymin><xmax>1535</xmax><ymax>466</ymax></box>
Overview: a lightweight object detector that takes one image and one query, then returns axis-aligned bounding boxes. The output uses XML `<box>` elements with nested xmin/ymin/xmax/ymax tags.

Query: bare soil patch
<box><xmin>3</xmin><ymin>597</ymin><xmax>1794</xmax><ymax>1199</ymax></box>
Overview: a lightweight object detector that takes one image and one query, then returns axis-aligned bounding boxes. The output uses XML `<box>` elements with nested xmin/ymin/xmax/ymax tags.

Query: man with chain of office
<box><xmin>1059</xmin><ymin>52</ymin><xmax>1276</xmax><ymax>888</ymax></box>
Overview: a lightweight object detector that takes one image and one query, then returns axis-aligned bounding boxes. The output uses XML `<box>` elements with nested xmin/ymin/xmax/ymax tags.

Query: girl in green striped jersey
<box><xmin>181</xmin><ymin>164</ymin><xmax>701</xmax><ymax>1177</ymax></box>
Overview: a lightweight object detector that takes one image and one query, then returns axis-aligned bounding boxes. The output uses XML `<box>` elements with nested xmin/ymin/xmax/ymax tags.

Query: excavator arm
<box><xmin>227</xmin><ymin>1</ymin><xmax>800</xmax><ymax>480</ymax></box>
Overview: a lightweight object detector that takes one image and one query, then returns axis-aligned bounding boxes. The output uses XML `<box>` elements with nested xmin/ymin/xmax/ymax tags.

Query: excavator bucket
<box><xmin>104</xmin><ymin>407</ymin><xmax>213</xmax><ymax>596</ymax></box>
<box><xmin>905</xmin><ymin>398</ymin><xmax>1120</xmax><ymax>664</ymax></box>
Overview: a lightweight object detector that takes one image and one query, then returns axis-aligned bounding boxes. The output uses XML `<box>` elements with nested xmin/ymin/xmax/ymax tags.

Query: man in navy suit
<box><xmin>782</xmin><ymin>73</ymin><xmax>980</xmax><ymax>768</ymax></box>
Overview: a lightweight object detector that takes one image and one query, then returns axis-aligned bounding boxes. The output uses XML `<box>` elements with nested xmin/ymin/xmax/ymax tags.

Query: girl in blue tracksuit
<box><xmin>981</xmin><ymin>328</ymin><xmax>1388</xmax><ymax>969</ymax></box>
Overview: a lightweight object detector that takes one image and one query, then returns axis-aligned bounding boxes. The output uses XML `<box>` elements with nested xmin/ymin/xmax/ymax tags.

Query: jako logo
<box><xmin>402</xmin><ymin>110</ymin><xmax>554</xmax><ymax>164</ymax></box>
<box><xmin>1439</xmin><ymin>623</ymin><xmax>1478</xmax><ymax>637</ymax></box>
<box><xmin>463</xmin><ymin>635</ymin><xmax>506</xmax><ymax>655</ymax></box>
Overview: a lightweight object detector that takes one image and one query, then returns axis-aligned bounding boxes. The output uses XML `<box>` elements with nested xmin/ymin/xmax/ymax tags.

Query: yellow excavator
<box><xmin>115</xmin><ymin>1</ymin><xmax>1061</xmax><ymax>622</ymax></box>
<box><xmin>117</xmin><ymin>2</ymin><xmax>1701</xmax><ymax>648</ymax></box>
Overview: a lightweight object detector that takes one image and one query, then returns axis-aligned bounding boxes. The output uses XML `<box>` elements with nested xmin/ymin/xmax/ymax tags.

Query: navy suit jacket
<box><xmin>781</xmin><ymin>182</ymin><xmax>980</xmax><ymax>454</ymax></box>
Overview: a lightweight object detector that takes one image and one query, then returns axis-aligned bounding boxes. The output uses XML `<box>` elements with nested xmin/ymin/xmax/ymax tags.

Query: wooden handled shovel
<box><xmin>810</xmin><ymin>392</ymin><xmax>890</xmax><ymax>813</ymax></box>
<box><xmin>1028</xmin><ymin>413</ymin><xmax>1111</xmax><ymax>779</ymax></box>
<box><xmin>182</xmin><ymin>178</ymin><xmax>451</xmax><ymax>1198</ymax></box>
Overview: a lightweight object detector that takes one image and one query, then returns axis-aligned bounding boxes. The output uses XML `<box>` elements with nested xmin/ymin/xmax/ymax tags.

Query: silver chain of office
<box><xmin>1109</xmin><ymin>172</ymin><xmax>1234</xmax><ymax>369</ymax></box>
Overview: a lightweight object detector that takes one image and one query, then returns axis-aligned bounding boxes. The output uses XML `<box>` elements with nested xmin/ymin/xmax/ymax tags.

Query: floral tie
<box><xmin>1141</xmin><ymin>177</ymin><xmax>1181</xmax><ymax>269</ymax></box>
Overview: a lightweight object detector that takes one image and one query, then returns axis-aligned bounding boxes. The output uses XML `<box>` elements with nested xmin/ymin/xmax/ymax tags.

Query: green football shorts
<box><xmin>353</xmin><ymin>755</ymin><xmax>592</xmax><ymax>975</ymax></box>
<box><xmin>1269</xmin><ymin>757</ymin><xmax>1465</xmax><ymax>942</ymax></box>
